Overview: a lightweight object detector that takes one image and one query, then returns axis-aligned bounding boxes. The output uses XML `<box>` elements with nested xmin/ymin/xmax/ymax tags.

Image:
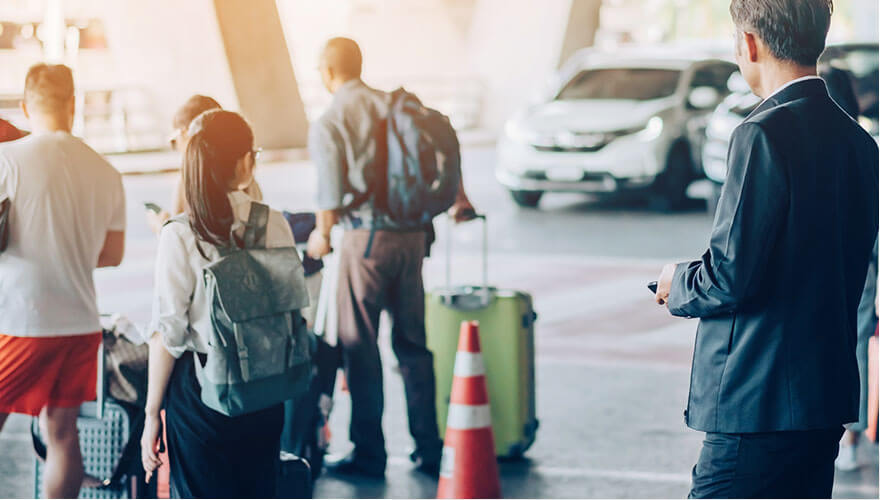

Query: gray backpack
<box><xmin>172</xmin><ymin>203</ymin><xmax>313</xmax><ymax>417</ymax></box>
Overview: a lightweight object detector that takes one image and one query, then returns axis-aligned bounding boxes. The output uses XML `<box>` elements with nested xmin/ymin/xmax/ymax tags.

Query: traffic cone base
<box><xmin>437</xmin><ymin>321</ymin><xmax>502</xmax><ymax>499</ymax></box>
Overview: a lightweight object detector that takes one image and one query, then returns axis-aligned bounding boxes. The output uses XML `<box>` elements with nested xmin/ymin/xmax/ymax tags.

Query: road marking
<box><xmin>387</xmin><ymin>456</ymin><xmax>690</xmax><ymax>483</ymax></box>
<box><xmin>537</xmin><ymin>356</ymin><xmax>691</xmax><ymax>373</ymax></box>
<box><xmin>527</xmin><ymin>464</ymin><xmax>692</xmax><ymax>484</ymax></box>
<box><xmin>389</xmin><ymin>456</ymin><xmax>877</xmax><ymax>495</ymax></box>
<box><xmin>832</xmin><ymin>483</ymin><xmax>880</xmax><ymax>497</ymax></box>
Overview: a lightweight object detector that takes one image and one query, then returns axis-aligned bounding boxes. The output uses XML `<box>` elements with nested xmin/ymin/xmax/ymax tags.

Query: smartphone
<box><xmin>144</xmin><ymin>202</ymin><xmax>163</xmax><ymax>214</ymax></box>
<box><xmin>647</xmin><ymin>281</ymin><xmax>658</xmax><ymax>294</ymax></box>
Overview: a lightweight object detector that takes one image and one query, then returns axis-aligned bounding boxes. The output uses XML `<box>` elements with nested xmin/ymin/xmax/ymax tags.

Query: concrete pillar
<box><xmin>99</xmin><ymin>0</ymin><xmax>307</xmax><ymax>149</ymax></box>
<box><xmin>558</xmin><ymin>0</ymin><xmax>602</xmax><ymax>68</ymax></box>
<box><xmin>213</xmin><ymin>0</ymin><xmax>308</xmax><ymax>149</ymax></box>
<box><xmin>466</xmin><ymin>0</ymin><xmax>601</xmax><ymax>131</ymax></box>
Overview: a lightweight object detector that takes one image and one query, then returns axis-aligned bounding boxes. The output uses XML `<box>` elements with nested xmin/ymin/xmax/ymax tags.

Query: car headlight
<box><xmin>637</xmin><ymin>116</ymin><xmax>664</xmax><ymax>142</ymax></box>
<box><xmin>504</xmin><ymin>120</ymin><xmax>555</xmax><ymax>147</ymax></box>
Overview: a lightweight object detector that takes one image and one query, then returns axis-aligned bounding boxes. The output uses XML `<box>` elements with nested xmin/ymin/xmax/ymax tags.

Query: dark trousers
<box><xmin>336</xmin><ymin>230</ymin><xmax>442</xmax><ymax>469</ymax></box>
<box><xmin>689</xmin><ymin>427</ymin><xmax>844</xmax><ymax>499</ymax></box>
<box><xmin>165</xmin><ymin>353</ymin><xmax>283</xmax><ymax>498</ymax></box>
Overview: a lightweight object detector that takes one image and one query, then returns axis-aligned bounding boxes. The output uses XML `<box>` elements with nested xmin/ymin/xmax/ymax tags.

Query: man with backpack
<box><xmin>306</xmin><ymin>37</ymin><xmax>472</xmax><ymax>478</ymax></box>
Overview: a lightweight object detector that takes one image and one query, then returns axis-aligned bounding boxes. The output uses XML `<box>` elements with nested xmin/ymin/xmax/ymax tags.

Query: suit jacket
<box><xmin>668</xmin><ymin>79</ymin><xmax>879</xmax><ymax>433</ymax></box>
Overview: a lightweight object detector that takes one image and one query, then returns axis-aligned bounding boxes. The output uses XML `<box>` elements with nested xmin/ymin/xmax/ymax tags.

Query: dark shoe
<box><xmin>409</xmin><ymin>449</ymin><xmax>441</xmax><ymax>478</ymax></box>
<box><xmin>325</xmin><ymin>452</ymin><xmax>385</xmax><ymax>479</ymax></box>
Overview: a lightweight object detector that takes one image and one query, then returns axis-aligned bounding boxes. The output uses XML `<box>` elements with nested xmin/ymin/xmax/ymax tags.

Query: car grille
<box><xmin>524</xmin><ymin>171</ymin><xmax>610</xmax><ymax>183</ymax></box>
<box><xmin>530</xmin><ymin>126</ymin><xmax>643</xmax><ymax>153</ymax></box>
<box><xmin>532</xmin><ymin>142</ymin><xmax>609</xmax><ymax>153</ymax></box>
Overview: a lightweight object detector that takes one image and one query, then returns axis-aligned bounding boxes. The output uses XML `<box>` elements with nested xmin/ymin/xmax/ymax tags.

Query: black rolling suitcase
<box><xmin>279</xmin><ymin>333</ymin><xmax>340</xmax><ymax>492</ymax></box>
<box><xmin>31</xmin><ymin>337</ymin><xmax>155</xmax><ymax>499</ymax></box>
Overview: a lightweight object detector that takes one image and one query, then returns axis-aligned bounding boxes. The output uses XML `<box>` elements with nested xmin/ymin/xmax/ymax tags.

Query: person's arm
<box><xmin>139</xmin><ymin>225</ymin><xmax>195</xmax><ymax>479</ymax></box>
<box><xmin>307</xmin><ymin>120</ymin><xmax>345</xmax><ymax>259</ymax></box>
<box><xmin>307</xmin><ymin>209</ymin><xmax>339</xmax><ymax>257</ymax></box>
<box><xmin>663</xmin><ymin>122</ymin><xmax>788</xmax><ymax>317</ymax></box>
<box><xmin>97</xmin><ymin>231</ymin><xmax>125</xmax><ymax>267</ymax></box>
<box><xmin>140</xmin><ymin>333</ymin><xmax>175</xmax><ymax>481</ymax></box>
<box><xmin>450</xmin><ymin>177</ymin><xmax>476</xmax><ymax>223</ymax></box>
<box><xmin>99</xmin><ymin>174</ymin><xmax>127</xmax><ymax>267</ymax></box>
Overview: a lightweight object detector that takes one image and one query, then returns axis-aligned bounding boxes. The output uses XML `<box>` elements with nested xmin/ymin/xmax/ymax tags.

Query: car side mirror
<box><xmin>688</xmin><ymin>87</ymin><xmax>721</xmax><ymax>110</ymax></box>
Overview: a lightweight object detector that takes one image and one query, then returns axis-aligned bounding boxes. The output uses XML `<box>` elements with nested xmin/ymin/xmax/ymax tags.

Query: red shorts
<box><xmin>0</xmin><ymin>332</ymin><xmax>101</xmax><ymax>416</ymax></box>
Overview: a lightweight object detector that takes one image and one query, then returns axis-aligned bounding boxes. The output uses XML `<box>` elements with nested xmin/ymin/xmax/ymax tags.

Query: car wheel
<box><xmin>650</xmin><ymin>144</ymin><xmax>693</xmax><ymax>211</ymax></box>
<box><xmin>510</xmin><ymin>190</ymin><xmax>543</xmax><ymax>208</ymax></box>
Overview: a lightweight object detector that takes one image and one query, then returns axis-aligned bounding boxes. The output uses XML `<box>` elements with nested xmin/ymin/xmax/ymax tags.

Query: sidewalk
<box><xmin>104</xmin><ymin>128</ymin><xmax>496</xmax><ymax>176</ymax></box>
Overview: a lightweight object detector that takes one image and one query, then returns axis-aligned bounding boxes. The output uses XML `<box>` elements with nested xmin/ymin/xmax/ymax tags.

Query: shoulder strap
<box><xmin>163</xmin><ymin>214</ymin><xmax>188</xmax><ymax>228</ymax></box>
<box><xmin>244</xmin><ymin>202</ymin><xmax>269</xmax><ymax>249</ymax></box>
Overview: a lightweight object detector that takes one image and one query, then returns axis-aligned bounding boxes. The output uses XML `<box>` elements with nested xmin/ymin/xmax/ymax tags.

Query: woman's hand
<box><xmin>146</xmin><ymin>210</ymin><xmax>171</xmax><ymax>235</ymax></box>
<box><xmin>140</xmin><ymin>413</ymin><xmax>163</xmax><ymax>482</ymax></box>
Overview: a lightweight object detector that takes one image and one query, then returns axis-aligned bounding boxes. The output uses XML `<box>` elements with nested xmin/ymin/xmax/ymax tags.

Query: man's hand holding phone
<box><xmin>652</xmin><ymin>263</ymin><xmax>676</xmax><ymax>306</ymax></box>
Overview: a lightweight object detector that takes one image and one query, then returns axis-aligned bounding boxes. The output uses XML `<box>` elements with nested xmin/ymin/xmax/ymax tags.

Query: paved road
<box><xmin>1</xmin><ymin>147</ymin><xmax>877</xmax><ymax>498</ymax></box>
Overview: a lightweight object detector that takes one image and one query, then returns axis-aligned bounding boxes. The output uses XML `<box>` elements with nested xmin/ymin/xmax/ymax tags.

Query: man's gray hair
<box><xmin>730</xmin><ymin>0</ymin><xmax>833</xmax><ymax>67</ymax></box>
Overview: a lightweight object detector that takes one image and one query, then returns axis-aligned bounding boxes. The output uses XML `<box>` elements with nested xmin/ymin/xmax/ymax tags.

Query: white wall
<box><xmin>98</xmin><ymin>0</ymin><xmax>239</xmax><ymax>136</ymax></box>
<box><xmin>466</xmin><ymin>0</ymin><xmax>579</xmax><ymax>130</ymax></box>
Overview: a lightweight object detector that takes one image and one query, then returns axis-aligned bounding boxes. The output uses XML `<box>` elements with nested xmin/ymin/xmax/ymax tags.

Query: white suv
<box><xmin>496</xmin><ymin>49</ymin><xmax>737</xmax><ymax>209</ymax></box>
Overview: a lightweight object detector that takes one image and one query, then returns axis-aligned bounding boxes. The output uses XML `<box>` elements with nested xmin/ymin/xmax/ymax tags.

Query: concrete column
<box><xmin>466</xmin><ymin>0</ymin><xmax>601</xmax><ymax>131</ymax></box>
<box><xmin>213</xmin><ymin>0</ymin><xmax>308</xmax><ymax>149</ymax></box>
<box><xmin>558</xmin><ymin>0</ymin><xmax>602</xmax><ymax>68</ymax></box>
<box><xmin>99</xmin><ymin>0</ymin><xmax>307</xmax><ymax>149</ymax></box>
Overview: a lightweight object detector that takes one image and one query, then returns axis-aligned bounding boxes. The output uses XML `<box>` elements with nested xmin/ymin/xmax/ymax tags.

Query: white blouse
<box><xmin>148</xmin><ymin>191</ymin><xmax>297</xmax><ymax>358</ymax></box>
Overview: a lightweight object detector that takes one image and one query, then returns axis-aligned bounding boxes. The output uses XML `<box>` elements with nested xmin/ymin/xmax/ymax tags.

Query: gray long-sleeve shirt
<box><xmin>309</xmin><ymin>79</ymin><xmax>394</xmax><ymax>230</ymax></box>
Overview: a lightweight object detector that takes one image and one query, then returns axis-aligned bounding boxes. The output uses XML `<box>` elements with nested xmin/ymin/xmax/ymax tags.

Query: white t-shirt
<box><xmin>148</xmin><ymin>191</ymin><xmax>299</xmax><ymax>358</ymax></box>
<box><xmin>0</xmin><ymin>131</ymin><xmax>126</xmax><ymax>337</ymax></box>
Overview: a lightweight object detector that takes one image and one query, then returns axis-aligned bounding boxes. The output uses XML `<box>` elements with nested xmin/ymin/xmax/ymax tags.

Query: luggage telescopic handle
<box><xmin>96</xmin><ymin>314</ymin><xmax>113</xmax><ymax>420</ymax></box>
<box><xmin>445</xmin><ymin>213</ymin><xmax>489</xmax><ymax>296</ymax></box>
<box><xmin>96</xmin><ymin>340</ymin><xmax>105</xmax><ymax>419</ymax></box>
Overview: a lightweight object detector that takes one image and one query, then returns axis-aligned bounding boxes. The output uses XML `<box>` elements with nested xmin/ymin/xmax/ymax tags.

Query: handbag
<box><xmin>103</xmin><ymin>328</ymin><xmax>149</xmax><ymax>408</ymax></box>
<box><xmin>0</xmin><ymin>196</ymin><xmax>9</xmax><ymax>253</ymax></box>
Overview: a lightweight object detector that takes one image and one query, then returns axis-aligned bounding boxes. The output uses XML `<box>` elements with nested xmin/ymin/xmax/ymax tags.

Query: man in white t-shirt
<box><xmin>0</xmin><ymin>63</ymin><xmax>126</xmax><ymax>498</ymax></box>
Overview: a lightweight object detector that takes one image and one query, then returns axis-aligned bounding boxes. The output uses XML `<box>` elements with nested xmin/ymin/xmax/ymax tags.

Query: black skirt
<box><xmin>164</xmin><ymin>352</ymin><xmax>283</xmax><ymax>499</ymax></box>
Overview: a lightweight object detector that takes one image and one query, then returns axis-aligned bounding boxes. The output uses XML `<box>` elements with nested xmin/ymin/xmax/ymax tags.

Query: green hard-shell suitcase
<box><xmin>426</xmin><ymin>216</ymin><xmax>538</xmax><ymax>458</ymax></box>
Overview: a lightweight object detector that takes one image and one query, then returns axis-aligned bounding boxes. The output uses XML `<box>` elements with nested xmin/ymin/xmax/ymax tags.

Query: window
<box><xmin>690</xmin><ymin>63</ymin><xmax>738</xmax><ymax>92</ymax></box>
<box><xmin>556</xmin><ymin>68</ymin><xmax>682</xmax><ymax>101</ymax></box>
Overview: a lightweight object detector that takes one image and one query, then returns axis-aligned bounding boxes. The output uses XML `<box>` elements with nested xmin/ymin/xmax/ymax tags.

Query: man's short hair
<box><xmin>24</xmin><ymin>63</ymin><xmax>74</xmax><ymax>114</ymax></box>
<box><xmin>172</xmin><ymin>95</ymin><xmax>222</xmax><ymax>131</ymax></box>
<box><xmin>730</xmin><ymin>0</ymin><xmax>833</xmax><ymax>67</ymax></box>
<box><xmin>323</xmin><ymin>37</ymin><xmax>363</xmax><ymax>79</ymax></box>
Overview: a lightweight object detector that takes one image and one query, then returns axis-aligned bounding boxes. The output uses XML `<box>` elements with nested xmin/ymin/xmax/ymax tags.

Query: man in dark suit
<box><xmin>654</xmin><ymin>0</ymin><xmax>879</xmax><ymax>497</ymax></box>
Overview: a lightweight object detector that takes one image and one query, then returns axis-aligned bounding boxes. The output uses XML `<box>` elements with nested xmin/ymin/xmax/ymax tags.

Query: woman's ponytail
<box><xmin>182</xmin><ymin>110</ymin><xmax>254</xmax><ymax>248</ymax></box>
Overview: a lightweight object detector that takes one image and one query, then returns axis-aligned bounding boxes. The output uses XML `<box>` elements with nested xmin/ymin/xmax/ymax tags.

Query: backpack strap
<box><xmin>243</xmin><ymin>202</ymin><xmax>270</xmax><ymax>249</ymax></box>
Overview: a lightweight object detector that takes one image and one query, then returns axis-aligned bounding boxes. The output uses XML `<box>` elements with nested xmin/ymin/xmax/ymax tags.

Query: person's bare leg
<box><xmin>42</xmin><ymin>406</ymin><xmax>83</xmax><ymax>499</ymax></box>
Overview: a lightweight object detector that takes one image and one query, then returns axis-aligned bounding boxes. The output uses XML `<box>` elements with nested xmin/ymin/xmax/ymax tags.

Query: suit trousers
<box><xmin>336</xmin><ymin>229</ymin><xmax>442</xmax><ymax>469</ymax></box>
<box><xmin>689</xmin><ymin>427</ymin><xmax>844</xmax><ymax>499</ymax></box>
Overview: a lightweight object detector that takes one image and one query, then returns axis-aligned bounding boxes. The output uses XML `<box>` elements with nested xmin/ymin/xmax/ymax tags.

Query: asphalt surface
<box><xmin>0</xmin><ymin>147</ymin><xmax>877</xmax><ymax>498</ymax></box>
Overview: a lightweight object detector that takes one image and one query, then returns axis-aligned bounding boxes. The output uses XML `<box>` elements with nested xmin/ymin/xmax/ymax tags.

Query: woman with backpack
<box><xmin>140</xmin><ymin>110</ymin><xmax>307</xmax><ymax>498</ymax></box>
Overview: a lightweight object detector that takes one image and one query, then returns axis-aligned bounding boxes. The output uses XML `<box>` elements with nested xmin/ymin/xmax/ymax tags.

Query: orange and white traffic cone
<box><xmin>437</xmin><ymin>321</ymin><xmax>501</xmax><ymax>499</ymax></box>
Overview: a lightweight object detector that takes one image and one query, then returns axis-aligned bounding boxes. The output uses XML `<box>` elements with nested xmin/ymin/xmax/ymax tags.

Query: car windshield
<box><xmin>556</xmin><ymin>68</ymin><xmax>681</xmax><ymax>101</ymax></box>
